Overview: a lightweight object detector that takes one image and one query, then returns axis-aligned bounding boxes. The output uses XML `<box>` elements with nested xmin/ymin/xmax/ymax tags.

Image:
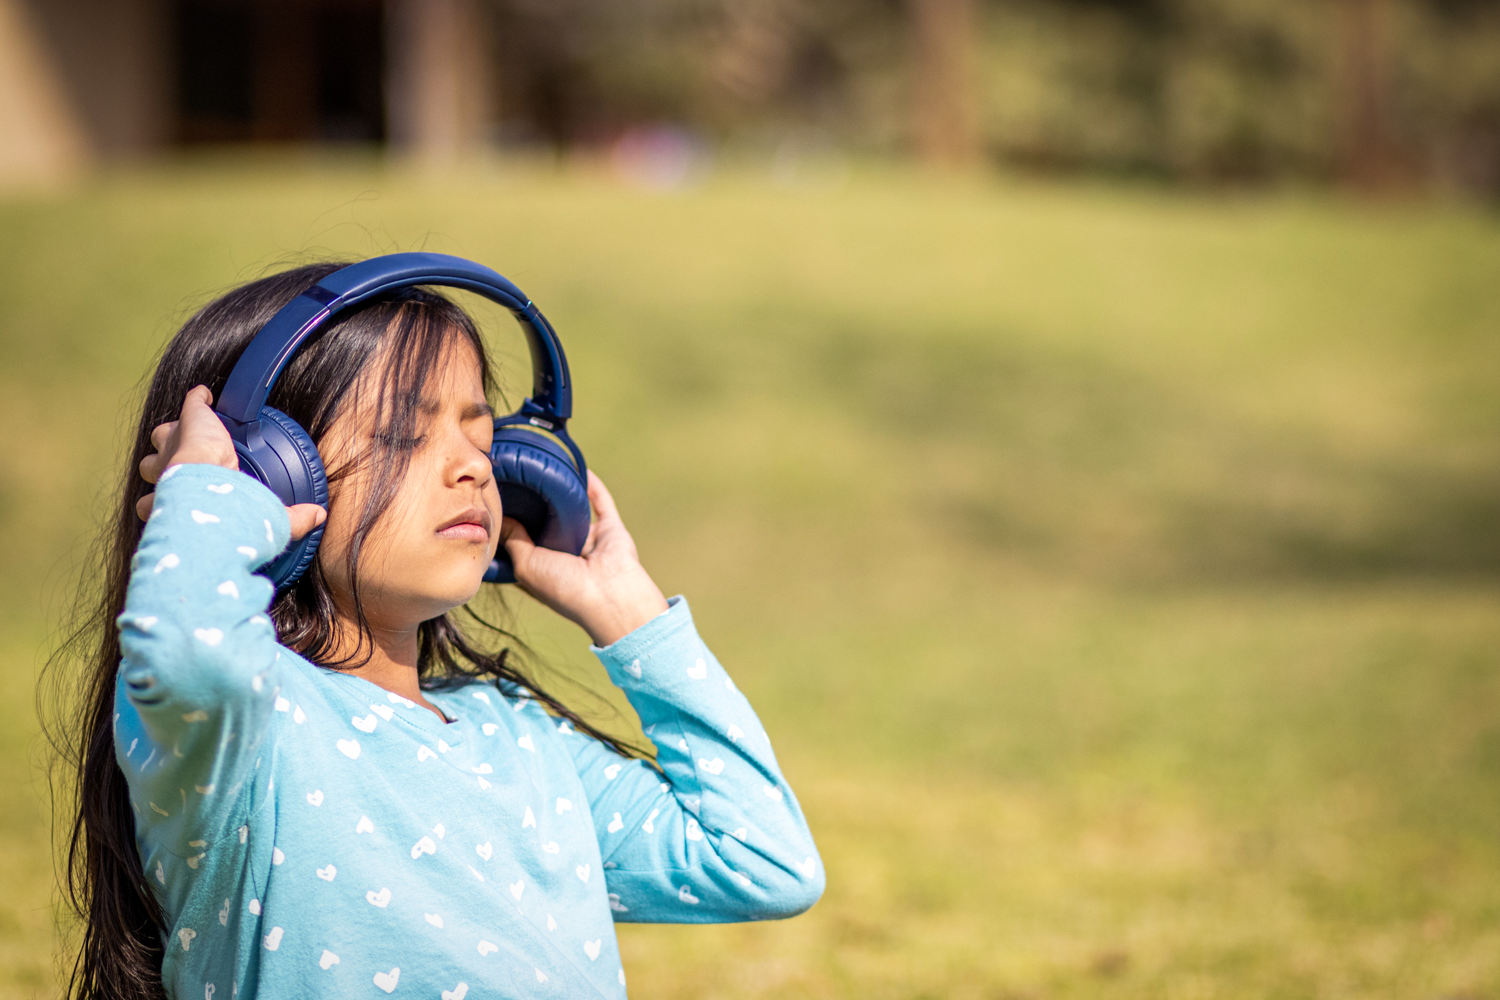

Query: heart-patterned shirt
<box><xmin>115</xmin><ymin>464</ymin><xmax>823</xmax><ymax>999</ymax></box>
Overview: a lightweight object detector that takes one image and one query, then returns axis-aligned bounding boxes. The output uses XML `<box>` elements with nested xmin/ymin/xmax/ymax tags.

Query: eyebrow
<box><xmin>417</xmin><ymin>399</ymin><xmax>494</xmax><ymax>420</ymax></box>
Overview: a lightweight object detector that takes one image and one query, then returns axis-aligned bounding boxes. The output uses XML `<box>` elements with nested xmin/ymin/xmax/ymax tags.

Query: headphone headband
<box><xmin>217</xmin><ymin>253</ymin><xmax>573</xmax><ymax>425</ymax></box>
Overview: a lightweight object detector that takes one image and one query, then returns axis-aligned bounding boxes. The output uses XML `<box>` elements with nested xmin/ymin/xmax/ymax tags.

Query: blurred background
<box><xmin>2</xmin><ymin>0</ymin><xmax>1500</xmax><ymax>997</ymax></box>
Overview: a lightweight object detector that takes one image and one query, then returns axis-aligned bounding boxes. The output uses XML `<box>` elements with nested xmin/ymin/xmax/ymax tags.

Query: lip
<box><xmin>435</xmin><ymin>506</ymin><xmax>493</xmax><ymax>543</ymax></box>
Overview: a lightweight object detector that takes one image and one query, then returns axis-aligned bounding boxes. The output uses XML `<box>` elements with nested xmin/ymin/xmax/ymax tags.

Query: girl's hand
<box><xmin>135</xmin><ymin>385</ymin><xmax>327</xmax><ymax>541</ymax></box>
<box><xmin>502</xmin><ymin>471</ymin><xmax>670</xmax><ymax>647</ymax></box>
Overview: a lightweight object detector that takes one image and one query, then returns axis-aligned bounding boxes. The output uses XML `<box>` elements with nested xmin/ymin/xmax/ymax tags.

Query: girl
<box><xmin>60</xmin><ymin>263</ymin><xmax>822</xmax><ymax>999</ymax></box>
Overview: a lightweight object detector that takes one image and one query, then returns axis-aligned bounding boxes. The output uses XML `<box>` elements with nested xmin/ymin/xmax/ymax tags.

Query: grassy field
<box><xmin>2</xmin><ymin>157</ymin><xmax>1499</xmax><ymax>998</ymax></box>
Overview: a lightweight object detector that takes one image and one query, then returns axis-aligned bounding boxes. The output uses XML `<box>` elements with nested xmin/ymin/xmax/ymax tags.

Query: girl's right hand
<box><xmin>135</xmin><ymin>385</ymin><xmax>327</xmax><ymax>540</ymax></box>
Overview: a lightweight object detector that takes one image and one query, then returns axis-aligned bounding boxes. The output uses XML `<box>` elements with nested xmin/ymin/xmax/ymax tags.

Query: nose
<box><xmin>447</xmin><ymin>427</ymin><xmax>493</xmax><ymax>490</ymax></box>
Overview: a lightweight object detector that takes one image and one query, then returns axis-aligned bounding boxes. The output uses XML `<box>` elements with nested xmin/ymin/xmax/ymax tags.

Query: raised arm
<box><xmin>116</xmin><ymin>386</ymin><xmax>324</xmax><ymax>854</ymax></box>
<box><xmin>502</xmin><ymin>472</ymin><xmax>823</xmax><ymax>922</ymax></box>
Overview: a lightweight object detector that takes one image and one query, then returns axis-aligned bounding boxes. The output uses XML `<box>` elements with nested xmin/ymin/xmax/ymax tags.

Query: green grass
<box><xmin>3</xmin><ymin>157</ymin><xmax>1500</xmax><ymax>998</ymax></box>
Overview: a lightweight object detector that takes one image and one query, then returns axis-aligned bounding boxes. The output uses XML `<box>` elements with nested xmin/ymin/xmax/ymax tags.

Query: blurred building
<box><xmin>0</xmin><ymin>0</ymin><xmax>492</xmax><ymax>186</ymax></box>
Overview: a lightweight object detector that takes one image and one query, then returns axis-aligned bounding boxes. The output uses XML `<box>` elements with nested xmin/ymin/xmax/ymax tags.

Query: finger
<box><xmin>149</xmin><ymin>420</ymin><xmax>178</xmax><ymax>453</ymax></box>
<box><xmin>135</xmin><ymin>492</ymin><xmax>155</xmax><ymax>522</ymax></box>
<box><xmin>140</xmin><ymin>451</ymin><xmax>167</xmax><ymax>485</ymax></box>
<box><xmin>585</xmin><ymin>470</ymin><xmax>622</xmax><ymax>526</ymax></box>
<box><xmin>186</xmin><ymin>384</ymin><xmax>215</xmax><ymax>408</ymax></box>
<box><xmin>287</xmin><ymin>504</ymin><xmax>327</xmax><ymax>541</ymax></box>
<box><xmin>500</xmin><ymin>516</ymin><xmax>537</xmax><ymax>559</ymax></box>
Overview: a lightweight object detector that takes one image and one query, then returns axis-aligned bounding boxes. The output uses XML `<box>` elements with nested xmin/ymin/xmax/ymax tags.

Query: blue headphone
<box><xmin>214</xmin><ymin>252</ymin><xmax>591</xmax><ymax>590</ymax></box>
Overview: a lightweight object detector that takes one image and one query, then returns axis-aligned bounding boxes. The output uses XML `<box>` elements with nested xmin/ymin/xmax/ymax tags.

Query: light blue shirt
<box><xmin>115</xmin><ymin>463</ymin><xmax>823</xmax><ymax>999</ymax></box>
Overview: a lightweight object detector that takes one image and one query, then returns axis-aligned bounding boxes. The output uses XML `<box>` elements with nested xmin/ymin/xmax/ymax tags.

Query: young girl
<box><xmin>61</xmin><ymin>263</ymin><xmax>822</xmax><ymax>999</ymax></box>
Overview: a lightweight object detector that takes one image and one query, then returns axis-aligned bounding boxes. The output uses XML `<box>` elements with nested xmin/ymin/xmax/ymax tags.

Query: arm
<box><xmin>502</xmin><ymin>473</ymin><xmax>823</xmax><ymax>923</ymax></box>
<box><xmin>117</xmin><ymin>463</ymin><xmax>292</xmax><ymax>852</ymax></box>
<box><xmin>117</xmin><ymin>386</ymin><xmax>325</xmax><ymax>853</ymax></box>
<box><xmin>572</xmin><ymin>598</ymin><xmax>823</xmax><ymax>921</ymax></box>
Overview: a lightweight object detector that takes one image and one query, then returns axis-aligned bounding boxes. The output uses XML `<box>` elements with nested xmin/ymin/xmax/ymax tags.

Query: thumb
<box><xmin>500</xmin><ymin>517</ymin><xmax>536</xmax><ymax>568</ymax></box>
<box><xmin>287</xmin><ymin>504</ymin><xmax>327</xmax><ymax>541</ymax></box>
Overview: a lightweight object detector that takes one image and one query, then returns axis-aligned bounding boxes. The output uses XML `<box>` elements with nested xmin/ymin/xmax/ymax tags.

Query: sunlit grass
<box><xmin>3</xmin><ymin>158</ymin><xmax>1499</xmax><ymax>998</ymax></box>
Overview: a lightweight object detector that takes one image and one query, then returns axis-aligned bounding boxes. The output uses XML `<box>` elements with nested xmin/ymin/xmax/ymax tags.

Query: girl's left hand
<box><xmin>501</xmin><ymin>471</ymin><xmax>669</xmax><ymax>647</ymax></box>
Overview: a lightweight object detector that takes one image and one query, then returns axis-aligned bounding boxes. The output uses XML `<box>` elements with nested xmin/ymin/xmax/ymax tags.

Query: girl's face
<box><xmin>316</xmin><ymin>335</ymin><xmax>502</xmax><ymax>631</ymax></box>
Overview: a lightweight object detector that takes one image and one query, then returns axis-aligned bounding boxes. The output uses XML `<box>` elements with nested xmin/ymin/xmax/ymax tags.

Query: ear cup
<box><xmin>488</xmin><ymin>427</ymin><xmax>591</xmax><ymax>583</ymax></box>
<box><xmin>227</xmin><ymin>406</ymin><xmax>329</xmax><ymax>590</ymax></box>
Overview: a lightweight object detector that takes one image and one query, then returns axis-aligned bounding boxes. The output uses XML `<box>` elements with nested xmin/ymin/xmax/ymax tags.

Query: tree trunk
<box><xmin>1335</xmin><ymin>0</ymin><xmax>1406</xmax><ymax>191</ymax></box>
<box><xmin>910</xmin><ymin>0</ymin><xmax>980</xmax><ymax>170</ymax></box>
<box><xmin>386</xmin><ymin>0</ymin><xmax>492</xmax><ymax>165</ymax></box>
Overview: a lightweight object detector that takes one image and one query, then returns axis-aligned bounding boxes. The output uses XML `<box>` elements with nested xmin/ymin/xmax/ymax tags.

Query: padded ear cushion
<box><xmin>244</xmin><ymin>406</ymin><xmax>329</xmax><ymax>591</ymax></box>
<box><xmin>488</xmin><ymin>427</ymin><xmax>591</xmax><ymax>583</ymax></box>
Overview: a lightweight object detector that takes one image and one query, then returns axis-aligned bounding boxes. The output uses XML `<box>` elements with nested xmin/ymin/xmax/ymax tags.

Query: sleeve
<box><xmin>570</xmin><ymin>596</ymin><xmax>824</xmax><ymax>923</ymax></box>
<box><xmin>113</xmin><ymin>463</ymin><xmax>294</xmax><ymax>855</ymax></box>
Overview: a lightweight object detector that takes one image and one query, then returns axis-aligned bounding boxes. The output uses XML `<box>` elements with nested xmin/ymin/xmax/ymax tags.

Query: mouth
<box><xmin>435</xmin><ymin>506</ymin><xmax>493</xmax><ymax>544</ymax></box>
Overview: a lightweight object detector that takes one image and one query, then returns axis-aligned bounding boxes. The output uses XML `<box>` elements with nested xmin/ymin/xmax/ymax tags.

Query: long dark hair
<box><xmin>44</xmin><ymin>263</ymin><xmax>649</xmax><ymax>1000</ymax></box>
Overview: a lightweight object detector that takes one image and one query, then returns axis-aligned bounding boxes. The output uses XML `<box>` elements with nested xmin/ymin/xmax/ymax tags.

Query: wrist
<box><xmin>581</xmin><ymin>584</ymin><xmax>669</xmax><ymax>647</ymax></box>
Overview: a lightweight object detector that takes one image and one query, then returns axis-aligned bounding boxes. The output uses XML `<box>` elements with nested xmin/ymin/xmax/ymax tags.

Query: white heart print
<box><xmin>764</xmin><ymin>784</ymin><xmax>784</xmax><ymax>802</ymax></box>
<box><xmin>797</xmin><ymin>857</ymin><xmax>817</xmax><ymax>877</ymax></box>
<box><xmin>522</xmin><ymin>807</ymin><xmax>536</xmax><ymax>829</ymax></box>
<box><xmin>477</xmin><ymin>941</ymin><xmax>498</xmax><ymax>957</ymax></box>
<box><xmin>154</xmin><ymin>553</ymin><xmax>179</xmax><ymax>573</ymax></box>
<box><xmin>481</xmin><ymin>723</ymin><xmax>498</xmax><ymax>735</ymax></box>
<box><xmin>417</xmin><ymin>745</ymin><xmax>436</xmax><ymax>762</ymax></box>
<box><xmin>262</xmin><ymin>926</ymin><xmax>283</xmax><ymax>950</ymax></box>
<box><xmin>316</xmin><ymin>865</ymin><xmax>337</xmax><ymax>881</ymax></box>
<box><xmin>685</xmin><ymin>817</ymin><xmax>703</xmax><ymax>841</ymax></box>
<box><xmin>190</xmin><ymin>510</ymin><xmax>220</xmax><ymax>524</ymax></box>
<box><xmin>192</xmin><ymin>628</ymin><xmax>223</xmax><ymax>647</ymax></box>
<box><xmin>536</xmin><ymin>969</ymin><xmax>549</xmax><ymax>983</ymax></box>
<box><xmin>351</xmin><ymin>714</ymin><xmax>377</xmax><ymax>733</ymax></box>
<box><xmin>216</xmin><ymin>580</ymin><xmax>238</xmax><ymax>599</ymax></box>
<box><xmin>686</xmin><ymin>658</ymin><xmax>708</xmax><ymax>679</ymax></box>
<box><xmin>542</xmin><ymin>841</ymin><xmax>560</xmax><ymax>854</ymax></box>
<box><xmin>373</xmin><ymin>967</ymin><xmax>400</xmax><ymax>993</ymax></box>
<box><xmin>218</xmin><ymin>898</ymin><xmax>229</xmax><ymax>925</ymax></box>
<box><xmin>425</xmin><ymin>912</ymin><xmax>444</xmax><ymax>928</ymax></box>
<box><xmin>607</xmin><ymin>812</ymin><xmax>624</xmax><ymax>833</ymax></box>
<box><xmin>356</xmin><ymin>815</ymin><xmax>374</xmax><ymax>834</ymax></box>
<box><xmin>442</xmin><ymin>984</ymin><xmax>468</xmax><ymax>1000</ymax></box>
<box><xmin>306</xmin><ymin>789</ymin><xmax>323</xmax><ymax>806</ymax></box>
<box><xmin>271</xmin><ymin>848</ymin><xmax>284</xmax><ymax>865</ymax></box>
<box><xmin>678</xmin><ymin>884</ymin><xmax>700</xmax><ymax>905</ymax></box>
<box><xmin>370</xmin><ymin>703</ymin><xmax>394</xmax><ymax>721</ymax></box>
<box><xmin>517</xmin><ymin>734</ymin><xmax>535</xmax><ymax>752</ymax></box>
<box><xmin>366</xmin><ymin>887</ymin><xmax>392</xmax><ymax>907</ymax></box>
<box><xmin>556</xmin><ymin>797</ymin><xmax>573</xmax><ymax>814</ymax></box>
<box><xmin>318</xmin><ymin>950</ymin><xmax>339</xmax><ymax>970</ymax></box>
<box><xmin>336</xmin><ymin>739</ymin><xmax>361</xmax><ymax>759</ymax></box>
<box><xmin>292</xmin><ymin>705</ymin><xmax>306</xmax><ymax>723</ymax></box>
<box><xmin>727</xmin><ymin>724</ymin><xmax>744</xmax><ymax>742</ymax></box>
<box><xmin>510</xmin><ymin>879</ymin><xmax>525</xmax><ymax>900</ymax></box>
<box><xmin>576</xmin><ymin>863</ymin><xmax>591</xmax><ymax>883</ymax></box>
<box><xmin>604</xmin><ymin>763</ymin><xmax>621</xmax><ymax>780</ymax></box>
<box><xmin>410</xmin><ymin>836</ymin><xmax>437</xmax><ymax>859</ymax></box>
<box><xmin>698</xmin><ymin>757</ymin><xmax>725</xmax><ymax>775</ymax></box>
<box><xmin>206</xmin><ymin>482</ymin><xmax>234</xmax><ymax>494</ymax></box>
<box><xmin>177</xmin><ymin>928</ymin><xmax>196</xmax><ymax>951</ymax></box>
<box><xmin>547</xmin><ymin>914</ymin><xmax>557</xmax><ymax>931</ymax></box>
<box><xmin>625</xmin><ymin>659</ymin><xmax>642</xmax><ymax>678</ymax></box>
<box><xmin>583</xmin><ymin>939</ymin><xmax>601</xmax><ymax>961</ymax></box>
<box><xmin>476</xmin><ymin>841</ymin><xmax>493</xmax><ymax>860</ymax></box>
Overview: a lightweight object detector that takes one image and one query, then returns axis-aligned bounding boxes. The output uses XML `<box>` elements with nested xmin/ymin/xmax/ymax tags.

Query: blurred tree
<box><xmin>910</xmin><ymin>0</ymin><xmax>981</xmax><ymax>167</ymax></box>
<box><xmin>1333</xmin><ymin>0</ymin><xmax>1406</xmax><ymax>190</ymax></box>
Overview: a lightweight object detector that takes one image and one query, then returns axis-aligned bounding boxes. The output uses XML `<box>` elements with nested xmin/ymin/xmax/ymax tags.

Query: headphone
<box><xmin>214</xmin><ymin>252</ymin><xmax>591</xmax><ymax>591</ymax></box>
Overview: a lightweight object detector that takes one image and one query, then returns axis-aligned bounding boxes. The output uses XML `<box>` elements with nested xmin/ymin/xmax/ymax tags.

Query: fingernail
<box><xmin>315</xmin><ymin>507</ymin><xmax>328</xmax><ymax>526</ymax></box>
